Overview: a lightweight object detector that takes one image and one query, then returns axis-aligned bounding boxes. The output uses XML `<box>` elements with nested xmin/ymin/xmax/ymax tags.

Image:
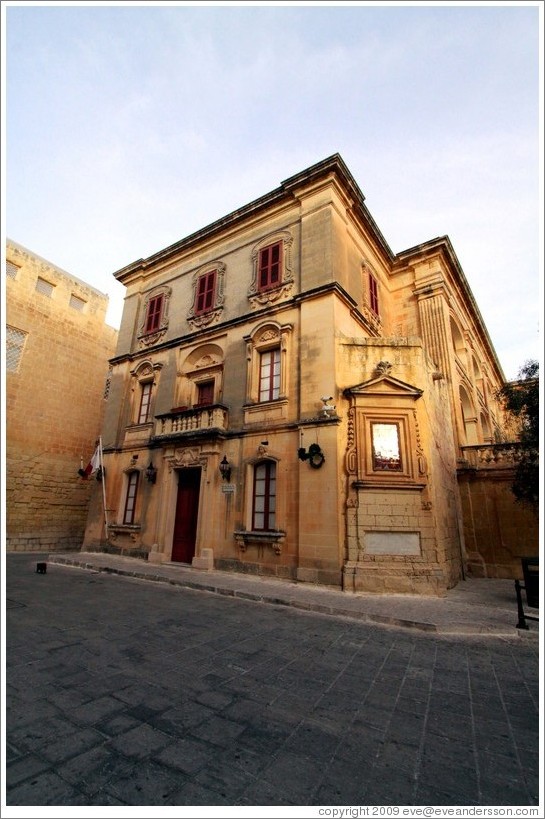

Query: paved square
<box><xmin>4</xmin><ymin>555</ymin><xmax>540</xmax><ymax>807</ymax></box>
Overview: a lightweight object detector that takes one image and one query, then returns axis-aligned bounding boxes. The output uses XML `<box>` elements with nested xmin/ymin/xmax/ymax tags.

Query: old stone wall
<box><xmin>458</xmin><ymin>466</ymin><xmax>539</xmax><ymax>578</ymax></box>
<box><xmin>6</xmin><ymin>240</ymin><xmax>118</xmax><ymax>551</ymax></box>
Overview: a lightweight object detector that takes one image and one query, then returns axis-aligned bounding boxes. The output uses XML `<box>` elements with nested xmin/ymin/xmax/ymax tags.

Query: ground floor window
<box><xmin>123</xmin><ymin>472</ymin><xmax>139</xmax><ymax>524</ymax></box>
<box><xmin>252</xmin><ymin>461</ymin><xmax>276</xmax><ymax>530</ymax></box>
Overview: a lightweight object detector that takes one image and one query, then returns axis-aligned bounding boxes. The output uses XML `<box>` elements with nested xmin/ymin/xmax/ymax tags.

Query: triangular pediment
<box><xmin>345</xmin><ymin>375</ymin><xmax>423</xmax><ymax>398</ymax></box>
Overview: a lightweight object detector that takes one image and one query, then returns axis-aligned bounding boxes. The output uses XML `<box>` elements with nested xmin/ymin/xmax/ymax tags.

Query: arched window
<box><xmin>177</xmin><ymin>344</ymin><xmax>224</xmax><ymax>409</ymax></box>
<box><xmin>459</xmin><ymin>384</ymin><xmax>477</xmax><ymax>445</ymax></box>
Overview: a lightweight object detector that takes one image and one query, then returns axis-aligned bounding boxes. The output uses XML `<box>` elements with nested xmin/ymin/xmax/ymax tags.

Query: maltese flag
<box><xmin>78</xmin><ymin>444</ymin><xmax>101</xmax><ymax>479</ymax></box>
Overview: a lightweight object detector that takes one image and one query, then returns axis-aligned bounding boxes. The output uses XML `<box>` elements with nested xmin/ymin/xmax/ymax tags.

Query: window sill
<box><xmin>108</xmin><ymin>524</ymin><xmax>141</xmax><ymax>543</ymax></box>
<box><xmin>234</xmin><ymin>530</ymin><xmax>286</xmax><ymax>555</ymax></box>
<box><xmin>243</xmin><ymin>398</ymin><xmax>288</xmax><ymax>426</ymax></box>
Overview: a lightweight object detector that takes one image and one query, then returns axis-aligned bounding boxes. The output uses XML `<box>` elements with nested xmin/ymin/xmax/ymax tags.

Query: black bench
<box><xmin>515</xmin><ymin>556</ymin><xmax>539</xmax><ymax>630</ymax></box>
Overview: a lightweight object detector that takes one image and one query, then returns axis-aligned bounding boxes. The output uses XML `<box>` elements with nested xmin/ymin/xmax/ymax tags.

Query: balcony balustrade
<box><xmin>155</xmin><ymin>403</ymin><xmax>229</xmax><ymax>439</ymax></box>
<box><xmin>459</xmin><ymin>442</ymin><xmax>521</xmax><ymax>469</ymax></box>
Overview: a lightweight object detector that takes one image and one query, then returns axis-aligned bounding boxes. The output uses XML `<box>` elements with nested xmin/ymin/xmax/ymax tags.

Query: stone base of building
<box><xmin>216</xmin><ymin>557</ymin><xmax>297</xmax><ymax>582</ymax></box>
<box><xmin>343</xmin><ymin>561</ymin><xmax>448</xmax><ymax>596</ymax></box>
<box><xmin>192</xmin><ymin>548</ymin><xmax>214</xmax><ymax>570</ymax></box>
<box><xmin>7</xmin><ymin>535</ymin><xmax>83</xmax><ymax>552</ymax></box>
<box><xmin>296</xmin><ymin>566</ymin><xmax>343</xmax><ymax>588</ymax></box>
<box><xmin>86</xmin><ymin>542</ymin><xmax>150</xmax><ymax>561</ymax></box>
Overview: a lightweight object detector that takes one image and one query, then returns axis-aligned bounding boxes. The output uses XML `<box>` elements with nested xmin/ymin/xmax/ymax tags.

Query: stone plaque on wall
<box><xmin>365</xmin><ymin>531</ymin><xmax>421</xmax><ymax>556</ymax></box>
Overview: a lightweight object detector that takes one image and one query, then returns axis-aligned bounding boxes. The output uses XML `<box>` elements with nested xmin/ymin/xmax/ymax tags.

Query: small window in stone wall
<box><xmin>35</xmin><ymin>277</ymin><xmax>55</xmax><ymax>297</ymax></box>
<box><xmin>371</xmin><ymin>422</ymin><xmax>402</xmax><ymax>471</ymax></box>
<box><xmin>6</xmin><ymin>260</ymin><xmax>19</xmax><ymax>279</ymax></box>
<box><xmin>103</xmin><ymin>365</ymin><xmax>113</xmax><ymax>399</ymax></box>
<box><xmin>6</xmin><ymin>326</ymin><xmax>28</xmax><ymax>373</ymax></box>
<box><xmin>69</xmin><ymin>294</ymin><xmax>86</xmax><ymax>311</ymax></box>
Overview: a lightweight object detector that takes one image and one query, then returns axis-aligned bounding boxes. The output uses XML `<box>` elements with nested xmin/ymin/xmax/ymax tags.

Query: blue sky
<box><xmin>3</xmin><ymin>1</ymin><xmax>542</xmax><ymax>380</ymax></box>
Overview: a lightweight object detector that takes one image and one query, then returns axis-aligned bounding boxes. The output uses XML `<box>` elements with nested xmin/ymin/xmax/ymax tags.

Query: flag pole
<box><xmin>99</xmin><ymin>437</ymin><xmax>109</xmax><ymax>539</ymax></box>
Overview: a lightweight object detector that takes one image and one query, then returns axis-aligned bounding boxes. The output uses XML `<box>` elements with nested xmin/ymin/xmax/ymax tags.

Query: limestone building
<box><xmin>82</xmin><ymin>155</ymin><xmax>511</xmax><ymax>594</ymax></box>
<box><xmin>5</xmin><ymin>239</ymin><xmax>118</xmax><ymax>552</ymax></box>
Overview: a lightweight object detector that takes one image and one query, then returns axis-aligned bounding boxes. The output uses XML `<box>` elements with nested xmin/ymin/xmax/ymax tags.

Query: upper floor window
<box><xmin>177</xmin><ymin>344</ymin><xmax>224</xmax><ymax>410</ymax></box>
<box><xmin>258</xmin><ymin>242</ymin><xmax>282</xmax><ymax>291</ymax></box>
<box><xmin>259</xmin><ymin>348</ymin><xmax>281</xmax><ymax>402</ymax></box>
<box><xmin>6</xmin><ymin>260</ymin><xmax>19</xmax><ymax>279</ymax></box>
<box><xmin>69</xmin><ymin>294</ymin><xmax>86</xmax><ymax>312</ymax></box>
<box><xmin>187</xmin><ymin>263</ymin><xmax>225</xmax><ymax>330</ymax></box>
<box><xmin>129</xmin><ymin>360</ymin><xmax>163</xmax><ymax>428</ymax></box>
<box><xmin>139</xmin><ymin>286</ymin><xmax>172</xmax><ymax>347</ymax></box>
<box><xmin>244</xmin><ymin>322</ymin><xmax>292</xmax><ymax>407</ymax></box>
<box><xmin>123</xmin><ymin>472</ymin><xmax>139</xmax><ymax>525</ymax></box>
<box><xmin>144</xmin><ymin>294</ymin><xmax>164</xmax><ymax>333</ymax></box>
<box><xmin>36</xmin><ymin>277</ymin><xmax>55</xmax><ymax>298</ymax></box>
<box><xmin>196</xmin><ymin>380</ymin><xmax>214</xmax><ymax>407</ymax></box>
<box><xmin>103</xmin><ymin>365</ymin><xmax>113</xmax><ymax>400</ymax></box>
<box><xmin>369</xmin><ymin>273</ymin><xmax>379</xmax><ymax>316</ymax></box>
<box><xmin>252</xmin><ymin>461</ymin><xmax>277</xmax><ymax>531</ymax></box>
<box><xmin>195</xmin><ymin>270</ymin><xmax>217</xmax><ymax>315</ymax></box>
<box><xmin>6</xmin><ymin>326</ymin><xmax>28</xmax><ymax>373</ymax></box>
<box><xmin>248</xmin><ymin>231</ymin><xmax>294</xmax><ymax>308</ymax></box>
<box><xmin>138</xmin><ymin>381</ymin><xmax>153</xmax><ymax>424</ymax></box>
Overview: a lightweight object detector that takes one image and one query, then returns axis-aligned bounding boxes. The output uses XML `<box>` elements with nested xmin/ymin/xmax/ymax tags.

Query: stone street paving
<box><xmin>4</xmin><ymin>554</ymin><xmax>540</xmax><ymax>808</ymax></box>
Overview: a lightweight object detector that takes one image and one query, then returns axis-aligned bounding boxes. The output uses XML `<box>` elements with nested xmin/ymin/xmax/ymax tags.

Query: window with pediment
<box><xmin>122</xmin><ymin>471</ymin><xmax>140</xmax><ymax>525</ymax></box>
<box><xmin>344</xmin><ymin>371</ymin><xmax>426</xmax><ymax>489</ymax></box>
<box><xmin>248</xmin><ymin>231</ymin><xmax>294</xmax><ymax>308</ymax></box>
<box><xmin>176</xmin><ymin>344</ymin><xmax>225</xmax><ymax>410</ymax></box>
<box><xmin>130</xmin><ymin>361</ymin><xmax>162</xmax><ymax>427</ymax></box>
<box><xmin>252</xmin><ymin>460</ymin><xmax>277</xmax><ymax>531</ymax></box>
<box><xmin>138</xmin><ymin>285</ymin><xmax>171</xmax><ymax>347</ymax></box>
<box><xmin>244</xmin><ymin>322</ymin><xmax>292</xmax><ymax>405</ymax></box>
<box><xmin>187</xmin><ymin>262</ymin><xmax>225</xmax><ymax>330</ymax></box>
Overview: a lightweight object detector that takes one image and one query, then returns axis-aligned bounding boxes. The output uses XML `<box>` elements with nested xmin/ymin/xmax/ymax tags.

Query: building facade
<box><xmin>82</xmin><ymin>155</ymin><xmax>510</xmax><ymax>594</ymax></box>
<box><xmin>5</xmin><ymin>239</ymin><xmax>118</xmax><ymax>552</ymax></box>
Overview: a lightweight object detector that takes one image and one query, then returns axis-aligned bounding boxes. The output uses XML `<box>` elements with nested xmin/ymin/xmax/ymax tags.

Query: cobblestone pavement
<box><xmin>4</xmin><ymin>554</ymin><xmax>541</xmax><ymax>811</ymax></box>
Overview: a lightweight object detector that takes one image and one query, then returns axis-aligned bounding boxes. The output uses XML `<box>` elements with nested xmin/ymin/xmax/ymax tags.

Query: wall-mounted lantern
<box><xmin>219</xmin><ymin>455</ymin><xmax>231</xmax><ymax>482</ymax></box>
<box><xmin>145</xmin><ymin>461</ymin><xmax>157</xmax><ymax>484</ymax></box>
<box><xmin>298</xmin><ymin>443</ymin><xmax>325</xmax><ymax>469</ymax></box>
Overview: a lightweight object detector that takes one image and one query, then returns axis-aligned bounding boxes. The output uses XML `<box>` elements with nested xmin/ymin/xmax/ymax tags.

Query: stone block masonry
<box><xmin>6</xmin><ymin>240</ymin><xmax>118</xmax><ymax>552</ymax></box>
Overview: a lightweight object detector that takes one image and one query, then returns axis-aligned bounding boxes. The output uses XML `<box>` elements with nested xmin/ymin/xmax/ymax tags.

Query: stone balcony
<box><xmin>154</xmin><ymin>403</ymin><xmax>229</xmax><ymax>441</ymax></box>
<box><xmin>459</xmin><ymin>442</ymin><xmax>521</xmax><ymax>469</ymax></box>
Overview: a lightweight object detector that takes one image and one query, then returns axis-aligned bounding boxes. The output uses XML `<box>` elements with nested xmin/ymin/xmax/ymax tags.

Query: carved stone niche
<box><xmin>344</xmin><ymin>373</ymin><xmax>427</xmax><ymax>490</ymax></box>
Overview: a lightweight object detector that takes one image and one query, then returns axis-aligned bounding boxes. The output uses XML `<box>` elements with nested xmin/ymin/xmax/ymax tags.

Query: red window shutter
<box><xmin>197</xmin><ymin>381</ymin><xmax>214</xmax><ymax>406</ymax></box>
<box><xmin>195</xmin><ymin>270</ymin><xmax>216</xmax><ymax>314</ymax></box>
<box><xmin>258</xmin><ymin>243</ymin><xmax>282</xmax><ymax>291</ymax></box>
<box><xmin>259</xmin><ymin>247</ymin><xmax>270</xmax><ymax>289</ymax></box>
<box><xmin>270</xmin><ymin>243</ymin><xmax>280</xmax><ymax>285</ymax></box>
<box><xmin>145</xmin><ymin>295</ymin><xmax>163</xmax><ymax>333</ymax></box>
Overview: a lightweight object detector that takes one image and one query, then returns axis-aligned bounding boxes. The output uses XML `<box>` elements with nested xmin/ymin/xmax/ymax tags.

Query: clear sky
<box><xmin>3</xmin><ymin>1</ymin><xmax>542</xmax><ymax>380</ymax></box>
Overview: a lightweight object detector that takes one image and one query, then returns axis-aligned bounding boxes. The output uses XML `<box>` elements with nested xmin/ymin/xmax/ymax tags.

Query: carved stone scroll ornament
<box><xmin>345</xmin><ymin>407</ymin><xmax>357</xmax><ymax>475</ymax></box>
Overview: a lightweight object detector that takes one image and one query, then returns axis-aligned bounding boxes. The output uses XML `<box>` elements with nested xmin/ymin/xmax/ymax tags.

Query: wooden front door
<box><xmin>171</xmin><ymin>468</ymin><xmax>201</xmax><ymax>564</ymax></box>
